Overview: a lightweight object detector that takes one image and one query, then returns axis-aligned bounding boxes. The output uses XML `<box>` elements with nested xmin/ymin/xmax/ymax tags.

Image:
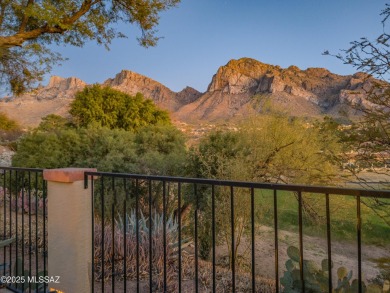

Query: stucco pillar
<box><xmin>43</xmin><ymin>168</ymin><xmax>96</xmax><ymax>293</ymax></box>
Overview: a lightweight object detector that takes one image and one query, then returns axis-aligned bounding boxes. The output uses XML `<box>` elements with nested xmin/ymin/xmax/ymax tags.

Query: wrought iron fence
<box><xmin>84</xmin><ymin>171</ymin><xmax>390</xmax><ymax>293</ymax></box>
<box><xmin>0</xmin><ymin>167</ymin><xmax>48</xmax><ymax>293</ymax></box>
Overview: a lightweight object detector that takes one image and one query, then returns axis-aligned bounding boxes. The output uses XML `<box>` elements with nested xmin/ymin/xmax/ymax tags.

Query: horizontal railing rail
<box><xmin>85</xmin><ymin>171</ymin><xmax>390</xmax><ymax>198</ymax></box>
<box><xmin>85</xmin><ymin>171</ymin><xmax>390</xmax><ymax>293</ymax></box>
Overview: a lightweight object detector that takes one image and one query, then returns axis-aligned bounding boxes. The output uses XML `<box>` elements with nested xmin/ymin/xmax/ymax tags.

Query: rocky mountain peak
<box><xmin>207</xmin><ymin>58</ymin><xmax>275</xmax><ymax>94</ymax></box>
<box><xmin>104</xmin><ymin>70</ymin><xmax>166</xmax><ymax>90</ymax></box>
<box><xmin>304</xmin><ymin>67</ymin><xmax>332</xmax><ymax>77</ymax></box>
<box><xmin>176</xmin><ymin>86</ymin><xmax>202</xmax><ymax>104</ymax></box>
<box><xmin>47</xmin><ymin>76</ymin><xmax>86</xmax><ymax>91</ymax></box>
<box><xmin>1</xmin><ymin>57</ymin><xmax>383</xmax><ymax>127</ymax></box>
<box><xmin>104</xmin><ymin>70</ymin><xmax>186</xmax><ymax>111</ymax></box>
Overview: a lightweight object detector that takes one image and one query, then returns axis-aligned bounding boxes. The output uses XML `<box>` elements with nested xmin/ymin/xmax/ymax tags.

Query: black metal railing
<box><xmin>84</xmin><ymin>171</ymin><xmax>390</xmax><ymax>293</ymax></box>
<box><xmin>0</xmin><ymin>167</ymin><xmax>48</xmax><ymax>293</ymax></box>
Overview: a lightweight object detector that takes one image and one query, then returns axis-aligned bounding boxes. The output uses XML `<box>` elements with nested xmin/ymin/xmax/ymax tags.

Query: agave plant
<box><xmin>94</xmin><ymin>209</ymin><xmax>192</xmax><ymax>292</ymax></box>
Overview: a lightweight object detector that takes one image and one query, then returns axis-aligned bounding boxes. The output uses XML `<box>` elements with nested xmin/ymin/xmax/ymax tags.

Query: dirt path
<box><xmin>216</xmin><ymin>225</ymin><xmax>390</xmax><ymax>284</ymax></box>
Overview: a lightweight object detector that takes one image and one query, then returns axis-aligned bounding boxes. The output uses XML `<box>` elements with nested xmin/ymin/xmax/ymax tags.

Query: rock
<box><xmin>176</xmin><ymin>86</ymin><xmax>203</xmax><ymax>104</ymax></box>
<box><xmin>1</xmin><ymin>57</ymin><xmax>384</xmax><ymax>126</ymax></box>
<box><xmin>176</xmin><ymin>58</ymin><xmax>382</xmax><ymax>121</ymax></box>
<box><xmin>104</xmin><ymin>70</ymin><xmax>197</xmax><ymax>111</ymax></box>
<box><xmin>104</xmin><ymin>70</ymin><xmax>174</xmax><ymax>106</ymax></box>
<box><xmin>48</xmin><ymin>76</ymin><xmax>86</xmax><ymax>91</ymax></box>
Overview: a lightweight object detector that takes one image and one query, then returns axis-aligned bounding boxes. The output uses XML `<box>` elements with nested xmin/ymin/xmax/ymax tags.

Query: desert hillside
<box><xmin>0</xmin><ymin>57</ymin><xmax>377</xmax><ymax>127</ymax></box>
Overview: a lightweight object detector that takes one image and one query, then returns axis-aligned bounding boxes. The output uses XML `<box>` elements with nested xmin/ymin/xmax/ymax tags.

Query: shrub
<box><xmin>69</xmin><ymin>85</ymin><xmax>171</xmax><ymax>131</ymax></box>
<box><xmin>94</xmin><ymin>210</ymin><xmax>191</xmax><ymax>291</ymax></box>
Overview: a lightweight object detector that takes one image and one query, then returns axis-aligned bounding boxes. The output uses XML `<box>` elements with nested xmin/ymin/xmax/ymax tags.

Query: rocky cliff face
<box><xmin>31</xmin><ymin>76</ymin><xmax>86</xmax><ymax>100</ymax></box>
<box><xmin>0</xmin><ymin>76</ymin><xmax>87</xmax><ymax>126</ymax></box>
<box><xmin>175</xmin><ymin>58</ymin><xmax>376</xmax><ymax>121</ymax></box>
<box><xmin>0</xmin><ymin>71</ymin><xmax>202</xmax><ymax>126</ymax></box>
<box><xmin>0</xmin><ymin>57</ymin><xmax>379</xmax><ymax>126</ymax></box>
<box><xmin>104</xmin><ymin>70</ymin><xmax>176</xmax><ymax>109</ymax></box>
<box><xmin>103</xmin><ymin>70</ymin><xmax>202</xmax><ymax>112</ymax></box>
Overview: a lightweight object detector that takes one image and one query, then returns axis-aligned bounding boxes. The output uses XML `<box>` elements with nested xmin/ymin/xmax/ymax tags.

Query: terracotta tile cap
<box><xmin>43</xmin><ymin>168</ymin><xmax>97</xmax><ymax>183</ymax></box>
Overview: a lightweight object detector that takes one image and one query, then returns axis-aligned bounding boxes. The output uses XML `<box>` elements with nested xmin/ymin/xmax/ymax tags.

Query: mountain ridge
<box><xmin>0</xmin><ymin>57</ymin><xmax>376</xmax><ymax>126</ymax></box>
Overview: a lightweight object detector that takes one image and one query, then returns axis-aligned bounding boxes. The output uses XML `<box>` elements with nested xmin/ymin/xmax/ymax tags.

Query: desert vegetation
<box><xmin>1</xmin><ymin>0</ymin><xmax>390</xmax><ymax>292</ymax></box>
<box><xmin>3</xmin><ymin>83</ymin><xmax>389</xmax><ymax>291</ymax></box>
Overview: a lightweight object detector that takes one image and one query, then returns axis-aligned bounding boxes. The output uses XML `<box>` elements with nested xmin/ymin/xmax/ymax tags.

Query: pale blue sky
<box><xmin>50</xmin><ymin>0</ymin><xmax>388</xmax><ymax>92</ymax></box>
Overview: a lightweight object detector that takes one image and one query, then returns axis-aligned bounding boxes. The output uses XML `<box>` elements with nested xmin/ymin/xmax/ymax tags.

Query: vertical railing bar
<box><xmin>136</xmin><ymin>179</ymin><xmax>140</xmax><ymax>293</ymax></box>
<box><xmin>357</xmin><ymin>195</ymin><xmax>362</xmax><ymax>293</ymax></box>
<box><xmin>34</xmin><ymin>172</ymin><xmax>38</xmax><ymax>282</ymax></box>
<box><xmin>325</xmin><ymin>193</ymin><xmax>332</xmax><ymax>293</ymax></box>
<box><xmin>21</xmin><ymin>173</ymin><xmax>25</xmax><ymax>292</ymax></box>
<box><xmin>298</xmin><ymin>191</ymin><xmax>305</xmax><ymax>293</ymax></box>
<box><xmin>212</xmin><ymin>184</ymin><xmax>216</xmax><ymax>293</ymax></box>
<box><xmin>91</xmin><ymin>175</ymin><xmax>95</xmax><ymax>293</ymax></box>
<box><xmin>9</xmin><ymin>170</ymin><xmax>12</xmax><ymax>278</ymax></box>
<box><xmin>111</xmin><ymin>177</ymin><xmax>115</xmax><ymax>293</ymax></box>
<box><xmin>8</xmin><ymin>170</ymin><xmax>12</xmax><ymax>278</ymax></box>
<box><xmin>194</xmin><ymin>184</ymin><xmax>199</xmax><ymax>293</ymax></box>
<box><xmin>15</xmin><ymin>171</ymin><xmax>18</xmax><ymax>281</ymax></box>
<box><xmin>163</xmin><ymin>180</ymin><xmax>167</xmax><ymax>292</ymax></box>
<box><xmin>274</xmin><ymin>189</ymin><xmax>279</xmax><ymax>293</ymax></box>
<box><xmin>231</xmin><ymin>186</ymin><xmax>236</xmax><ymax>293</ymax></box>
<box><xmin>251</xmin><ymin>187</ymin><xmax>255</xmax><ymax>293</ymax></box>
<box><xmin>2</xmin><ymin>170</ymin><xmax>6</xmax><ymax>277</ymax></box>
<box><xmin>28</xmin><ymin>172</ymin><xmax>32</xmax><ymax>293</ymax></box>
<box><xmin>148</xmin><ymin>180</ymin><xmax>152</xmax><ymax>293</ymax></box>
<box><xmin>123</xmin><ymin>178</ymin><xmax>127</xmax><ymax>293</ymax></box>
<box><xmin>178</xmin><ymin>182</ymin><xmax>182</xmax><ymax>293</ymax></box>
<box><xmin>101</xmin><ymin>176</ymin><xmax>105</xmax><ymax>293</ymax></box>
<box><xmin>43</xmin><ymin>178</ymin><xmax>47</xmax><ymax>292</ymax></box>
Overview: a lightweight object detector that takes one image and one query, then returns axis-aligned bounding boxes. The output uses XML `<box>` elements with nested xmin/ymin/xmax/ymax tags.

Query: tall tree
<box><xmin>0</xmin><ymin>0</ymin><xmax>180</xmax><ymax>94</ymax></box>
<box><xmin>325</xmin><ymin>3</ymin><xmax>390</xmax><ymax>225</ymax></box>
<box><xmin>69</xmin><ymin>84</ymin><xmax>171</xmax><ymax>131</ymax></box>
<box><xmin>324</xmin><ymin>3</ymin><xmax>390</xmax><ymax>188</ymax></box>
<box><xmin>188</xmin><ymin>115</ymin><xmax>341</xmax><ymax>262</ymax></box>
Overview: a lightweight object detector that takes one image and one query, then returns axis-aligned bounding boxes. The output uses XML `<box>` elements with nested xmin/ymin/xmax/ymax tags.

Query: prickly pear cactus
<box><xmin>281</xmin><ymin>246</ymin><xmax>370</xmax><ymax>293</ymax></box>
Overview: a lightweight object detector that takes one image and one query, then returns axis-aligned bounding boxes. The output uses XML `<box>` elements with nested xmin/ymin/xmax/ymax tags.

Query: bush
<box><xmin>0</xmin><ymin>112</ymin><xmax>19</xmax><ymax>131</ymax></box>
<box><xmin>12</xmin><ymin>124</ymin><xmax>187</xmax><ymax>175</ymax></box>
<box><xmin>0</xmin><ymin>112</ymin><xmax>22</xmax><ymax>148</ymax></box>
<box><xmin>187</xmin><ymin>116</ymin><xmax>341</xmax><ymax>262</ymax></box>
<box><xmin>69</xmin><ymin>85</ymin><xmax>171</xmax><ymax>131</ymax></box>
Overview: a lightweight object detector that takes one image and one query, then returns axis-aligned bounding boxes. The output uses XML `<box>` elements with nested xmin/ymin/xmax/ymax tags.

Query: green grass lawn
<box><xmin>253</xmin><ymin>189</ymin><xmax>390</xmax><ymax>246</ymax></box>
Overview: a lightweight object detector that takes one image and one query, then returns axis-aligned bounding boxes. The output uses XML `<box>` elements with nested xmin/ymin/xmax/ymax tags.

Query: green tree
<box><xmin>0</xmin><ymin>112</ymin><xmax>22</xmax><ymax>148</ymax></box>
<box><xmin>191</xmin><ymin>116</ymin><xmax>340</xmax><ymax>185</ymax></box>
<box><xmin>69</xmin><ymin>85</ymin><xmax>171</xmax><ymax>131</ymax></box>
<box><xmin>325</xmin><ymin>3</ymin><xmax>390</xmax><ymax>226</ymax></box>
<box><xmin>0</xmin><ymin>112</ymin><xmax>19</xmax><ymax>131</ymax></box>
<box><xmin>37</xmin><ymin>114</ymin><xmax>72</xmax><ymax>132</ymax></box>
<box><xmin>188</xmin><ymin>115</ymin><xmax>341</xmax><ymax>263</ymax></box>
<box><xmin>12</xmin><ymin>124</ymin><xmax>187</xmax><ymax>175</ymax></box>
<box><xmin>324</xmin><ymin>3</ymin><xmax>390</xmax><ymax>186</ymax></box>
<box><xmin>0</xmin><ymin>0</ymin><xmax>180</xmax><ymax>94</ymax></box>
<box><xmin>11</xmin><ymin>129</ymin><xmax>81</xmax><ymax>168</ymax></box>
<box><xmin>134</xmin><ymin>124</ymin><xmax>187</xmax><ymax>175</ymax></box>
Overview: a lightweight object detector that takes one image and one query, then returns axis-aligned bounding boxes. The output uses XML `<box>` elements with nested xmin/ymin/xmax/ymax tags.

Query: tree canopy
<box><xmin>0</xmin><ymin>0</ymin><xmax>180</xmax><ymax>94</ymax></box>
<box><xmin>325</xmin><ymin>3</ymin><xmax>390</xmax><ymax>188</ymax></box>
<box><xmin>12</xmin><ymin>124</ymin><xmax>187</xmax><ymax>175</ymax></box>
<box><xmin>0</xmin><ymin>112</ymin><xmax>19</xmax><ymax>131</ymax></box>
<box><xmin>69</xmin><ymin>84</ymin><xmax>171</xmax><ymax>131</ymax></box>
<box><xmin>189</xmin><ymin>116</ymin><xmax>340</xmax><ymax>185</ymax></box>
<box><xmin>0</xmin><ymin>112</ymin><xmax>22</xmax><ymax>147</ymax></box>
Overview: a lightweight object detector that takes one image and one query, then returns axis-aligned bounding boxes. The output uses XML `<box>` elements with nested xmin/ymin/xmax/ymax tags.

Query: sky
<box><xmin>49</xmin><ymin>0</ymin><xmax>388</xmax><ymax>93</ymax></box>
